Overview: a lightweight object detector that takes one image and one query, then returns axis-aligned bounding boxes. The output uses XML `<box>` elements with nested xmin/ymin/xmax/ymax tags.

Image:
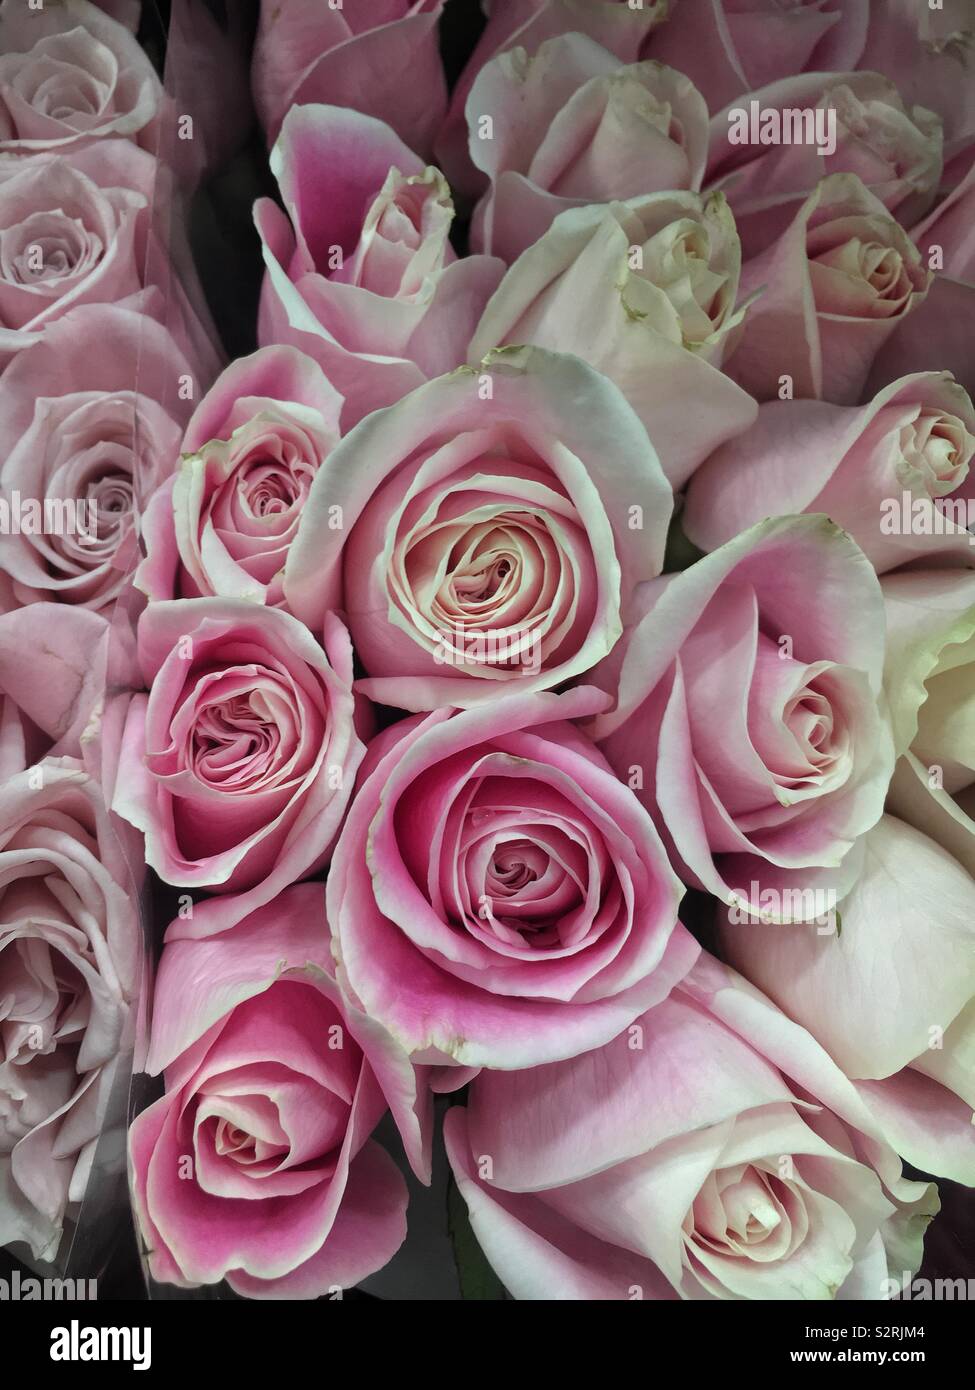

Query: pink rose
<box><xmin>881</xmin><ymin>567</ymin><xmax>975</xmax><ymax>880</ymax></box>
<box><xmin>445</xmin><ymin>953</ymin><xmax>935</xmax><ymax>1300</ymax></box>
<box><xmin>0</xmin><ymin>603</ymin><xmax>117</xmax><ymax>765</ymax></box>
<box><xmin>707</xmin><ymin>72</ymin><xmax>943</xmax><ymax>257</ymax></box>
<box><xmin>467</xmin><ymin>34</ymin><xmax>709</xmax><ymax>262</ymax></box>
<box><xmin>592</xmin><ymin>516</ymin><xmax>894</xmax><ymax>913</ymax></box>
<box><xmin>138</xmin><ymin>346</ymin><xmax>342</xmax><ymax>607</ymax></box>
<box><xmin>0</xmin><ymin>0</ymin><xmax>161</xmax><ymax>154</ymax></box>
<box><xmin>113</xmin><ymin>600</ymin><xmax>365</xmax><ymax>938</ymax></box>
<box><xmin>437</xmin><ymin>0</ymin><xmax>668</xmax><ymax>194</ymax></box>
<box><xmin>0</xmin><ymin>303</ymin><xmax>192</xmax><ymax>609</ymax></box>
<box><xmin>719</xmin><ymin>815</ymin><xmax>975</xmax><ymax>1187</ymax></box>
<box><xmin>130</xmin><ymin>883</ymin><xmax>430</xmax><ymax>1298</ymax></box>
<box><xmin>252</xmin><ymin>0</ymin><xmax>447</xmax><ymax>156</ymax></box>
<box><xmin>726</xmin><ymin>172</ymin><xmax>931</xmax><ymax>404</ymax></box>
<box><xmin>0</xmin><ymin>138</ymin><xmax>157</xmax><ymax>366</ymax></box>
<box><xmin>327</xmin><ymin>686</ymin><xmax>697</xmax><ymax>1071</ymax></box>
<box><xmin>650</xmin><ymin>0</ymin><xmax>870</xmax><ymax>113</ymax></box>
<box><xmin>0</xmin><ymin>755</ymin><xmax>139</xmax><ymax>1261</ymax></box>
<box><xmin>684</xmin><ymin>371</ymin><xmax>975</xmax><ymax>572</ymax></box>
<box><xmin>859</xmin><ymin>0</ymin><xmax>975</xmax><ymax>175</ymax></box>
<box><xmin>467</xmin><ymin>192</ymin><xmax>757</xmax><ymax>488</ymax></box>
<box><xmin>285</xmin><ymin>346</ymin><xmax>672</xmax><ymax>710</ymax></box>
<box><xmin>255</xmin><ymin>104</ymin><xmax>503</xmax><ymax>429</ymax></box>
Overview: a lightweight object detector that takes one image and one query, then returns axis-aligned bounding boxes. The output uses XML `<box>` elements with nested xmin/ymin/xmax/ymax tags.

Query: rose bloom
<box><xmin>0</xmin><ymin>755</ymin><xmax>139</xmax><ymax>1262</ymax></box>
<box><xmin>467</xmin><ymin>34</ymin><xmax>709</xmax><ymax>262</ymax></box>
<box><xmin>0</xmin><ymin>302</ymin><xmax>192</xmax><ymax>609</ymax></box>
<box><xmin>650</xmin><ymin>0</ymin><xmax>870</xmax><ymax>113</ymax></box>
<box><xmin>707</xmin><ymin>72</ymin><xmax>943</xmax><ymax>256</ymax></box>
<box><xmin>468</xmin><ymin>191</ymin><xmax>756</xmax><ymax>488</ymax></box>
<box><xmin>719</xmin><ymin>814</ymin><xmax>975</xmax><ymax>1188</ymax></box>
<box><xmin>0</xmin><ymin>0</ymin><xmax>161</xmax><ymax>154</ymax></box>
<box><xmin>114</xmin><ymin>599</ymin><xmax>364</xmax><ymax>938</ymax></box>
<box><xmin>881</xmin><ymin>567</ymin><xmax>975</xmax><ymax>879</ymax></box>
<box><xmin>130</xmin><ymin>883</ymin><xmax>431</xmax><ymax>1298</ymax></box>
<box><xmin>138</xmin><ymin>346</ymin><xmax>342</xmax><ymax>607</ymax></box>
<box><xmin>446</xmin><ymin>953</ymin><xmax>936</xmax><ymax>1300</ymax></box>
<box><xmin>252</xmin><ymin>0</ymin><xmax>446</xmax><ymax>155</ymax></box>
<box><xmin>284</xmin><ymin>346</ymin><xmax>672</xmax><ymax>710</ymax></box>
<box><xmin>684</xmin><ymin>371</ymin><xmax>975</xmax><ymax>572</ymax></box>
<box><xmin>592</xmin><ymin>515</ymin><xmax>894</xmax><ymax>914</ymax></box>
<box><xmin>255</xmin><ymin>103</ymin><xmax>503</xmax><ymax>428</ymax></box>
<box><xmin>726</xmin><ymin>172</ymin><xmax>931</xmax><ymax>404</ymax></box>
<box><xmin>0</xmin><ymin>138</ymin><xmax>157</xmax><ymax>365</ymax></box>
<box><xmin>437</xmin><ymin>0</ymin><xmax>667</xmax><ymax>194</ymax></box>
<box><xmin>327</xmin><ymin>687</ymin><xmax>697</xmax><ymax>1072</ymax></box>
<box><xmin>859</xmin><ymin>0</ymin><xmax>975</xmax><ymax>173</ymax></box>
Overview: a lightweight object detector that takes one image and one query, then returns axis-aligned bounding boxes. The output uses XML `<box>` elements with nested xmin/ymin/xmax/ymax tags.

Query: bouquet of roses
<box><xmin>1</xmin><ymin>0</ymin><xmax>973</xmax><ymax>1307</ymax></box>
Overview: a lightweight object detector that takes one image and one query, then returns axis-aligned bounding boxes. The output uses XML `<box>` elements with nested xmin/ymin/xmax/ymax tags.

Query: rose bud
<box><xmin>284</xmin><ymin>346</ymin><xmax>672</xmax><ymax>710</ymax></box>
<box><xmin>255</xmin><ymin>103</ymin><xmax>503</xmax><ymax>428</ymax></box>
<box><xmin>437</xmin><ymin>0</ymin><xmax>667</xmax><ymax>195</ymax></box>
<box><xmin>445</xmin><ymin>952</ymin><xmax>936</xmax><ymax>1300</ymax></box>
<box><xmin>468</xmin><ymin>191</ymin><xmax>756</xmax><ymax>488</ymax></box>
<box><xmin>726</xmin><ymin>172</ymin><xmax>931</xmax><ymax>404</ymax></box>
<box><xmin>327</xmin><ymin>686</ymin><xmax>697</xmax><ymax>1072</ymax></box>
<box><xmin>467</xmin><ymin>33</ymin><xmax>709</xmax><ymax>263</ymax></box>
<box><xmin>113</xmin><ymin>599</ymin><xmax>365</xmax><ymax>938</ymax></box>
<box><xmin>684</xmin><ymin>371</ymin><xmax>975</xmax><ymax>572</ymax></box>
<box><xmin>138</xmin><ymin>346</ymin><xmax>343</xmax><ymax>607</ymax></box>
<box><xmin>707</xmin><ymin>72</ymin><xmax>943</xmax><ymax>257</ymax></box>
<box><xmin>591</xmin><ymin>515</ymin><xmax>894</xmax><ymax>916</ymax></box>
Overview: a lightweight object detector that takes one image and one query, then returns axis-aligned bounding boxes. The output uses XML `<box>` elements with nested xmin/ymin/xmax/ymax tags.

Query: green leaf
<box><xmin>447</xmin><ymin>1176</ymin><xmax>507</xmax><ymax>1301</ymax></box>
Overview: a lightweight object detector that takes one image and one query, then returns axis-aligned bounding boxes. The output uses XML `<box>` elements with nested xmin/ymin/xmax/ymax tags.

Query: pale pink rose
<box><xmin>0</xmin><ymin>0</ymin><xmax>161</xmax><ymax>153</ymax></box>
<box><xmin>327</xmin><ymin>686</ymin><xmax>697</xmax><ymax>1072</ymax></box>
<box><xmin>0</xmin><ymin>755</ymin><xmax>140</xmax><ymax>1262</ymax></box>
<box><xmin>252</xmin><ymin>0</ymin><xmax>447</xmax><ymax>155</ymax></box>
<box><xmin>0</xmin><ymin>603</ymin><xmax>117</xmax><ymax>767</ymax></box>
<box><xmin>467</xmin><ymin>34</ymin><xmax>709</xmax><ymax>262</ymax></box>
<box><xmin>591</xmin><ymin>516</ymin><xmax>895</xmax><ymax>914</ymax></box>
<box><xmin>859</xmin><ymin>0</ymin><xmax>975</xmax><ymax>176</ymax></box>
<box><xmin>684</xmin><ymin>371</ymin><xmax>975</xmax><ymax>572</ymax></box>
<box><xmin>255</xmin><ymin>104</ymin><xmax>503</xmax><ymax>429</ymax></box>
<box><xmin>881</xmin><ymin>567</ymin><xmax>975</xmax><ymax>880</ymax></box>
<box><xmin>726</xmin><ymin>173</ymin><xmax>931</xmax><ymax>404</ymax></box>
<box><xmin>0</xmin><ymin>303</ymin><xmax>192</xmax><ymax>609</ymax></box>
<box><xmin>707</xmin><ymin>72</ymin><xmax>943</xmax><ymax>257</ymax></box>
<box><xmin>284</xmin><ymin>346</ymin><xmax>672</xmax><ymax>710</ymax></box>
<box><xmin>650</xmin><ymin>0</ymin><xmax>870</xmax><ymax>113</ymax></box>
<box><xmin>130</xmin><ymin>883</ymin><xmax>430</xmax><ymax>1298</ymax></box>
<box><xmin>0</xmin><ymin>138</ymin><xmax>158</xmax><ymax>366</ymax></box>
<box><xmin>113</xmin><ymin>600</ymin><xmax>365</xmax><ymax>939</ymax></box>
<box><xmin>437</xmin><ymin>0</ymin><xmax>668</xmax><ymax>195</ymax></box>
<box><xmin>719</xmin><ymin>814</ymin><xmax>975</xmax><ymax>1188</ymax></box>
<box><xmin>467</xmin><ymin>191</ymin><xmax>757</xmax><ymax>488</ymax></box>
<box><xmin>445</xmin><ymin>952</ymin><xmax>936</xmax><ymax>1300</ymax></box>
<box><xmin>137</xmin><ymin>347</ymin><xmax>342</xmax><ymax>607</ymax></box>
